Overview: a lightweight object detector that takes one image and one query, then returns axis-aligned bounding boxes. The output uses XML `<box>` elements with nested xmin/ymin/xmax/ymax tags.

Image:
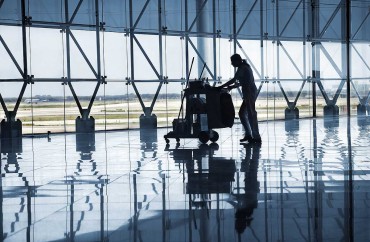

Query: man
<box><xmin>234</xmin><ymin>142</ymin><xmax>260</xmax><ymax>234</ymax></box>
<box><xmin>217</xmin><ymin>54</ymin><xmax>261</xmax><ymax>143</ymax></box>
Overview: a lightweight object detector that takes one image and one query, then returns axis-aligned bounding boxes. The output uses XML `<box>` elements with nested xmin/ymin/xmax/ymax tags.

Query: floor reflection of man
<box><xmin>234</xmin><ymin>143</ymin><xmax>260</xmax><ymax>234</ymax></box>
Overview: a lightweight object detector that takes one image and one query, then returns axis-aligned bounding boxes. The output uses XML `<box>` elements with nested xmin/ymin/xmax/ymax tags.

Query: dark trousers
<box><xmin>238</xmin><ymin>97</ymin><xmax>260</xmax><ymax>139</ymax></box>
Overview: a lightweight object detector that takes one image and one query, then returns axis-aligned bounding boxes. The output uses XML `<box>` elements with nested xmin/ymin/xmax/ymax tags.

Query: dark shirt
<box><xmin>234</xmin><ymin>63</ymin><xmax>257</xmax><ymax>100</ymax></box>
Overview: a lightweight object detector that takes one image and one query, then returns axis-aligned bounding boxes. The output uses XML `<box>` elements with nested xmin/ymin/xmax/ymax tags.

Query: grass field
<box><xmin>0</xmin><ymin>97</ymin><xmax>359</xmax><ymax>134</ymax></box>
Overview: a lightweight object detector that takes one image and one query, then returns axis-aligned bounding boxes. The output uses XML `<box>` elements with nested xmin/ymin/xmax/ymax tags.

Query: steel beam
<box><xmin>352</xmin><ymin>44</ymin><xmax>370</xmax><ymax>72</ymax></box>
<box><xmin>236</xmin><ymin>0</ymin><xmax>258</xmax><ymax>37</ymax></box>
<box><xmin>188</xmin><ymin>38</ymin><xmax>215</xmax><ymax>79</ymax></box>
<box><xmin>0</xmin><ymin>93</ymin><xmax>8</xmax><ymax>115</ymax></box>
<box><xmin>86</xmin><ymin>0</ymin><xmax>102</xmax><ymax>114</ymax></box>
<box><xmin>12</xmin><ymin>0</ymin><xmax>29</xmax><ymax>117</ymax></box>
<box><xmin>149</xmin><ymin>0</ymin><xmax>165</xmax><ymax>114</ymax></box>
<box><xmin>133</xmin><ymin>0</ymin><xmax>151</xmax><ymax>30</ymax></box>
<box><xmin>129</xmin><ymin>0</ymin><xmax>146</xmax><ymax>113</ymax></box>
<box><xmin>69</xmin><ymin>0</ymin><xmax>85</xmax><ymax>24</ymax></box>
<box><xmin>0</xmin><ymin>35</ymin><xmax>24</xmax><ymax>76</ymax></box>
<box><xmin>133</xmin><ymin>35</ymin><xmax>161</xmax><ymax>78</ymax></box>
<box><xmin>279</xmin><ymin>42</ymin><xmax>304</xmax><ymax>78</ymax></box>
<box><xmin>212</xmin><ymin>0</ymin><xmax>216</xmax><ymax>83</ymax></box>
<box><xmin>280</xmin><ymin>0</ymin><xmax>303</xmax><ymax>36</ymax></box>
<box><xmin>318</xmin><ymin>1</ymin><xmax>342</xmax><ymax>39</ymax></box>
<box><xmin>344</xmin><ymin>0</ymin><xmax>351</xmax><ymax>117</ymax></box>
<box><xmin>69</xmin><ymin>30</ymin><xmax>99</xmax><ymax>78</ymax></box>
<box><xmin>352</xmin><ymin>11</ymin><xmax>370</xmax><ymax>39</ymax></box>
<box><xmin>236</xmin><ymin>40</ymin><xmax>261</xmax><ymax>79</ymax></box>
<box><xmin>188</xmin><ymin>0</ymin><xmax>208</xmax><ymax>32</ymax></box>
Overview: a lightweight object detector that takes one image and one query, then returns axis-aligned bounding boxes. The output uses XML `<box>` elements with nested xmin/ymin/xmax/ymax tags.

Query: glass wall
<box><xmin>0</xmin><ymin>0</ymin><xmax>369</xmax><ymax>134</ymax></box>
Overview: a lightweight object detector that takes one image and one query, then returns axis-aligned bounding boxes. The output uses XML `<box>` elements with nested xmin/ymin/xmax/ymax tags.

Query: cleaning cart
<box><xmin>164</xmin><ymin>80</ymin><xmax>235</xmax><ymax>144</ymax></box>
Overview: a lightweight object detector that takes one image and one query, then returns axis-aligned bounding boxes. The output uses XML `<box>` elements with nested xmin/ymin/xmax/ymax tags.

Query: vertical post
<box><xmin>65</xmin><ymin>0</ymin><xmax>71</xmax><ymax>81</ymax></box>
<box><xmin>185</xmin><ymin>0</ymin><xmax>189</xmax><ymax>81</ymax></box>
<box><xmin>303</xmin><ymin>0</ymin><xmax>307</xmax><ymax>86</ymax></box>
<box><xmin>311</xmin><ymin>0</ymin><xmax>319</xmax><ymax>117</ymax></box>
<box><xmin>100</xmin><ymin>186</ymin><xmax>104</xmax><ymax>241</ymax></box>
<box><xmin>212</xmin><ymin>0</ymin><xmax>217</xmax><ymax>83</ymax></box>
<box><xmin>133</xmin><ymin>174</ymin><xmax>138</xmax><ymax>242</ymax></box>
<box><xmin>70</xmin><ymin>183</ymin><xmax>75</xmax><ymax>241</ymax></box>
<box><xmin>276</xmin><ymin>1</ymin><xmax>280</xmax><ymax>81</ymax></box>
<box><xmin>161</xmin><ymin>174</ymin><xmax>166</xmax><ymax>241</ymax></box>
<box><xmin>26</xmin><ymin>183</ymin><xmax>31</xmax><ymax>242</ymax></box>
<box><xmin>95</xmin><ymin>0</ymin><xmax>101</xmax><ymax>80</ymax></box>
<box><xmin>232</xmin><ymin>0</ymin><xmax>236</xmax><ymax>54</ymax></box>
<box><xmin>21</xmin><ymin>0</ymin><xmax>28</xmax><ymax>79</ymax></box>
<box><xmin>196</xmin><ymin>0</ymin><xmax>209</xmax><ymax>78</ymax></box>
<box><xmin>260</xmin><ymin>0</ymin><xmax>264</xmax><ymax>81</ymax></box>
<box><xmin>345</xmin><ymin>0</ymin><xmax>353</xmax><ymax>241</ymax></box>
<box><xmin>346</xmin><ymin>0</ymin><xmax>351</xmax><ymax>117</ymax></box>
<box><xmin>158</xmin><ymin>0</ymin><xmax>163</xmax><ymax>89</ymax></box>
<box><xmin>129</xmin><ymin>0</ymin><xmax>135</xmax><ymax>91</ymax></box>
<box><xmin>86</xmin><ymin>0</ymin><xmax>102</xmax><ymax>113</ymax></box>
<box><xmin>12</xmin><ymin>0</ymin><xmax>29</xmax><ymax>117</ymax></box>
<box><xmin>312</xmin><ymin>118</ymin><xmax>322</xmax><ymax>241</ymax></box>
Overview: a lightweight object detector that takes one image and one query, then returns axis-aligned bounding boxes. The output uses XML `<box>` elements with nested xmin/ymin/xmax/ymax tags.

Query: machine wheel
<box><xmin>209</xmin><ymin>130</ymin><xmax>219</xmax><ymax>142</ymax></box>
<box><xmin>198</xmin><ymin>131</ymin><xmax>210</xmax><ymax>144</ymax></box>
<box><xmin>209</xmin><ymin>142</ymin><xmax>219</xmax><ymax>150</ymax></box>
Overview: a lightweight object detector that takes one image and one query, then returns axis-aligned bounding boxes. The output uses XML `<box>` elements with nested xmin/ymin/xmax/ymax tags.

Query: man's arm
<box><xmin>227</xmin><ymin>82</ymin><xmax>240</xmax><ymax>90</ymax></box>
<box><xmin>218</xmin><ymin>77</ymin><xmax>236</xmax><ymax>88</ymax></box>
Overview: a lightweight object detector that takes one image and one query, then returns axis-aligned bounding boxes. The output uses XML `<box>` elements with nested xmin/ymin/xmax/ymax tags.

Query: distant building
<box><xmin>24</xmin><ymin>99</ymin><xmax>40</xmax><ymax>104</ymax></box>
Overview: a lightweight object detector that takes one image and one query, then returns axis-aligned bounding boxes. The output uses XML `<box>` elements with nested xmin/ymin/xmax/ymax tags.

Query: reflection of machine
<box><xmin>166</xmin><ymin>143</ymin><xmax>236</xmax><ymax>241</ymax></box>
<box><xmin>164</xmin><ymin>80</ymin><xmax>235</xmax><ymax>144</ymax></box>
<box><xmin>167</xmin><ymin>143</ymin><xmax>236</xmax><ymax>195</ymax></box>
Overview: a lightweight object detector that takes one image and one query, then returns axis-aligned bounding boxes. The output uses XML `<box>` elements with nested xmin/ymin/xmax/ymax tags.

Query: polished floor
<box><xmin>1</xmin><ymin>116</ymin><xmax>370</xmax><ymax>242</ymax></box>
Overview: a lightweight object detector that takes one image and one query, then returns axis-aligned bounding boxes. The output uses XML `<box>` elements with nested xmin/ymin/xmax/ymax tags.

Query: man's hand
<box><xmin>215</xmin><ymin>86</ymin><xmax>223</xmax><ymax>90</ymax></box>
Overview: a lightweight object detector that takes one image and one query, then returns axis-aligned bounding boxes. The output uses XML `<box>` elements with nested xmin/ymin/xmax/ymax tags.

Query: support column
<box><xmin>1</xmin><ymin>0</ymin><xmax>27</xmax><ymax>143</ymax></box>
<box><xmin>1</xmin><ymin>112</ymin><xmax>22</xmax><ymax>153</ymax></box>
<box><xmin>285</xmin><ymin>107</ymin><xmax>299</xmax><ymax>120</ymax></box>
<box><xmin>196</xmin><ymin>0</ymin><xmax>211</xmax><ymax>79</ymax></box>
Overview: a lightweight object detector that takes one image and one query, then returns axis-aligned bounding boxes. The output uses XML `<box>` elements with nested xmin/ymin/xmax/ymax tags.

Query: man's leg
<box><xmin>245</xmin><ymin>99</ymin><xmax>261</xmax><ymax>142</ymax></box>
<box><xmin>239</xmin><ymin>100</ymin><xmax>252</xmax><ymax>142</ymax></box>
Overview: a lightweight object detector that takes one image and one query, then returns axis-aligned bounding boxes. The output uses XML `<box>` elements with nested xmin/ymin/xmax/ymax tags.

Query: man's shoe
<box><xmin>240</xmin><ymin>136</ymin><xmax>253</xmax><ymax>142</ymax></box>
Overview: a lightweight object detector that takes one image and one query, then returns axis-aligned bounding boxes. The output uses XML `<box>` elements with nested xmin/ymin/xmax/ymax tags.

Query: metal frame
<box><xmin>0</xmin><ymin>0</ymin><xmax>369</xmax><ymax>124</ymax></box>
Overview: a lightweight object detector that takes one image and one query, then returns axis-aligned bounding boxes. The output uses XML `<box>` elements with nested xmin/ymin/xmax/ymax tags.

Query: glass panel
<box><xmin>0</xmin><ymin>0</ymin><xmax>22</xmax><ymax>24</ymax></box>
<box><xmin>132</xmin><ymin>34</ymin><xmax>160</xmax><ymax>80</ymax></box>
<box><xmin>100</xmin><ymin>32</ymin><xmax>128</xmax><ymax>80</ymax></box>
<box><xmin>236</xmin><ymin>0</ymin><xmax>261</xmax><ymax>39</ymax></box>
<box><xmin>28</xmin><ymin>0</ymin><xmax>63</xmax><ymax>23</ymax></box>
<box><xmin>103</xmin><ymin>0</ymin><xmax>127</xmax><ymax>32</ymax></box>
<box><xmin>127</xmin><ymin>82</ymin><xmax>141</xmax><ymax>129</ymax></box>
<box><xmin>29</xmin><ymin>82</ymin><xmax>65</xmax><ymax>134</ymax></box>
<box><xmin>278</xmin><ymin>0</ymin><xmax>305</xmax><ymax>38</ymax></box>
<box><xmin>69</xmin><ymin>29</ymin><xmax>99</xmax><ymax>79</ymax></box>
<box><xmin>152</xmin><ymin>81</ymin><xmax>183</xmax><ymax>129</ymax></box>
<box><xmin>0</xmin><ymin>26</ymin><xmax>24</xmax><ymax>79</ymax></box>
<box><xmin>29</xmin><ymin>28</ymin><xmax>64</xmax><ymax>78</ymax></box>
<box><xmin>318</xmin><ymin>0</ymin><xmax>344</xmax><ymax>40</ymax></box>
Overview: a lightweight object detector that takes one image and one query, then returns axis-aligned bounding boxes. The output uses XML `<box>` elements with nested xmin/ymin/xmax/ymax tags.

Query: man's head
<box><xmin>231</xmin><ymin>54</ymin><xmax>243</xmax><ymax>67</ymax></box>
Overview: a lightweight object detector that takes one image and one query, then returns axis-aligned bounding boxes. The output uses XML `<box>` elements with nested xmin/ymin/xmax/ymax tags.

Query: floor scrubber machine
<box><xmin>164</xmin><ymin>60</ymin><xmax>235</xmax><ymax>144</ymax></box>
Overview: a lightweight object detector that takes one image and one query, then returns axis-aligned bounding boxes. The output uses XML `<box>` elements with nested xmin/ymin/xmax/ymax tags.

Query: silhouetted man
<box><xmin>218</xmin><ymin>54</ymin><xmax>261</xmax><ymax>143</ymax></box>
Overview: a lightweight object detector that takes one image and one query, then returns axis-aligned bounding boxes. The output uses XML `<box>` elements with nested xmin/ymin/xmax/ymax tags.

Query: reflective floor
<box><xmin>1</xmin><ymin>116</ymin><xmax>370</xmax><ymax>242</ymax></box>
